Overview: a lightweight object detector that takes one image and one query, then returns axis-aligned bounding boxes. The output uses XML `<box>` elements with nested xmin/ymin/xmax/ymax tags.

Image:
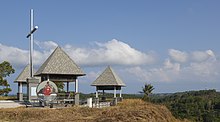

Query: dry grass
<box><xmin>0</xmin><ymin>96</ymin><xmax>17</xmax><ymax>100</ymax></box>
<box><xmin>0</xmin><ymin>99</ymin><xmax>189</xmax><ymax>122</ymax></box>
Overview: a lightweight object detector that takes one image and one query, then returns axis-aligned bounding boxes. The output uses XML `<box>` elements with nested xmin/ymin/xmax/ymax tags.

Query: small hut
<box><xmin>91</xmin><ymin>66</ymin><xmax>126</xmax><ymax>103</ymax></box>
<box><xmin>14</xmin><ymin>46</ymin><xmax>85</xmax><ymax>105</ymax></box>
<box><xmin>14</xmin><ymin>65</ymin><xmax>41</xmax><ymax>101</ymax></box>
<box><xmin>34</xmin><ymin>46</ymin><xmax>85</xmax><ymax>105</ymax></box>
<box><xmin>14</xmin><ymin>64</ymin><xmax>30</xmax><ymax>101</ymax></box>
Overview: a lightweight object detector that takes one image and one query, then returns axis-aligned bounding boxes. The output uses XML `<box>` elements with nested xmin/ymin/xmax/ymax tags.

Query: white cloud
<box><xmin>64</xmin><ymin>39</ymin><xmax>157</xmax><ymax>66</ymax></box>
<box><xmin>2</xmin><ymin>40</ymin><xmax>220</xmax><ymax>93</ymax></box>
<box><xmin>206</xmin><ymin>50</ymin><xmax>215</xmax><ymax>57</ymax></box>
<box><xmin>126</xmin><ymin>59</ymin><xmax>181</xmax><ymax>82</ymax></box>
<box><xmin>0</xmin><ymin>43</ymin><xmax>29</xmax><ymax>68</ymax></box>
<box><xmin>126</xmin><ymin>49</ymin><xmax>220</xmax><ymax>83</ymax></box>
<box><xmin>80</xmin><ymin>71</ymin><xmax>102</xmax><ymax>84</ymax></box>
<box><xmin>0</xmin><ymin>39</ymin><xmax>156</xmax><ymax>69</ymax></box>
<box><xmin>163</xmin><ymin>59</ymin><xmax>180</xmax><ymax>71</ymax></box>
<box><xmin>35</xmin><ymin>40</ymin><xmax>58</xmax><ymax>50</ymax></box>
<box><xmin>168</xmin><ymin>49</ymin><xmax>188</xmax><ymax>63</ymax></box>
<box><xmin>0</xmin><ymin>41</ymin><xmax>55</xmax><ymax>69</ymax></box>
<box><xmin>191</xmin><ymin>50</ymin><xmax>216</xmax><ymax>62</ymax></box>
<box><xmin>1</xmin><ymin>40</ymin><xmax>219</xmax><ymax>84</ymax></box>
<box><xmin>32</xmin><ymin>49</ymin><xmax>52</xmax><ymax>66</ymax></box>
<box><xmin>182</xmin><ymin>59</ymin><xmax>219</xmax><ymax>81</ymax></box>
<box><xmin>1</xmin><ymin>39</ymin><xmax>220</xmax><ymax>94</ymax></box>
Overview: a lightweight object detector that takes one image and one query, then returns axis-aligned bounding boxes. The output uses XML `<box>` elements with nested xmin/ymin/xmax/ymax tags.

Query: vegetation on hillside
<box><xmin>0</xmin><ymin>99</ymin><xmax>184</xmax><ymax>122</ymax></box>
<box><xmin>151</xmin><ymin>89</ymin><xmax>220</xmax><ymax>122</ymax></box>
<box><xmin>139</xmin><ymin>83</ymin><xmax>154</xmax><ymax>101</ymax></box>
<box><xmin>0</xmin><ymin>61</ymin><xmax>15</xmax><ymax>96</ymax></box>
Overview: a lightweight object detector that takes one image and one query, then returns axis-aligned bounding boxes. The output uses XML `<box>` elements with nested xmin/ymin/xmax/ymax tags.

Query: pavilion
<box><xmin>15</xmin><ymin>46</ymin><xmax>85</xmax><ymax>105</ymax></box>
<box><xmin>91</xmin><ymin>66</ymin><xmax>126</xmax><ymax>104</ymax></box>
<box><xmin>14</xmin><ymin>64</ymin><xmax>30</xmax><ymax>101</ymax></box>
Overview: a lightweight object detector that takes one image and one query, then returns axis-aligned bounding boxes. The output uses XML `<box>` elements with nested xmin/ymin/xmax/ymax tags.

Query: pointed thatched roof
<box><xmin>14</xmin><ymin>64</ymin><xmax>30</xmax><ymax>82</ymax></box>
<box><xmin>35</xmin><ymin>46</ymin><xmax>85</xmax><ymax>76</ymax></box>
<box><xmin>91</xmin><ymin>66</ymin><xmax>126</xmax><ymax>86</ymax></box>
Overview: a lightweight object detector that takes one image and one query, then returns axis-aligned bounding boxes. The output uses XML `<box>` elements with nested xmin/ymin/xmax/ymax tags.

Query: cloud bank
<box><xmin>0</xmin><ymin>40</ymin><xmax>219</xmax><ymax>84</ymax></box>
<box><xmin>126</xmin><ymin>49</ymin><xmax>219</xmax><ymax>83</ymax></box>
<box><xmin>0</xmin><ymin>39</ymin><xmax>156</xmax><ymax>68</ymax></box>
<box><xmin>64</xmin><ymin>39</ymin><xmax>156</xmax><ymax>66</ymax></box>
<box><xmin>0</xmin><ymin>44</ymin><xmax>29</xmax><ymax>68</ymax></box>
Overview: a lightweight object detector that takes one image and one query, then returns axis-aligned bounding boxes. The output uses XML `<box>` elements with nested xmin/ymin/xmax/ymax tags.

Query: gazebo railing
<box><xmin>56</xmin><ymin>92</ymin><xmax>75</xmax><ymax>103</ymax></box>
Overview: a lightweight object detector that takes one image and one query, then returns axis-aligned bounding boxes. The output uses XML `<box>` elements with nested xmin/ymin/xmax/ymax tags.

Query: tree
<box><xmin>0</xmin><ymin>61</ymin><xmax>15</xmax><ymax>96</ymax></box>
<box><xmin>54</xmin><ymin>82</ymin><xmax>65</xmax><ymax>92</ymax></box>
<box><xmin>140</xmin><ymin>83</ymin><xmax>154</xmax><ymax>101</ymax></box>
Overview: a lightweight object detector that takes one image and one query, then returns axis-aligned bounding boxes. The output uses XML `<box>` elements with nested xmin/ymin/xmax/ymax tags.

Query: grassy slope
<box><xmin>0</xmin><ymin>99</ymin><xmax>186</xmax><ymax>122</ymax></box>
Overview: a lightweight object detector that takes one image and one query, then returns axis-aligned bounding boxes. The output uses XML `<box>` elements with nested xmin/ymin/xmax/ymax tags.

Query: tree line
<box><xmin>0</xmin><ymin>61</ymin><xmax>14</xmax><ymax>96</ymax></box>
<box><xmin>151</xmin><ymin>89</ymin><xmax>220</xmax><ymax>122</ymax></box>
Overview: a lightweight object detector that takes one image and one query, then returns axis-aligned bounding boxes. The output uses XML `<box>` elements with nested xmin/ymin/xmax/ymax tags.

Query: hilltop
<box><xmin>0</xmin><ymin>99</ymin><xmax>185</xmax><ymax>122</ymax></box>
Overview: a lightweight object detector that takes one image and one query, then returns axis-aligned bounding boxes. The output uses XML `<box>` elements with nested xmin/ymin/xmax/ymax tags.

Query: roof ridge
<box><xmin>34</xmin><ymin>47</ymin><xmax>57</xmax><ymax>75</ymax></box>
<box><xmin>35</xmin><ymin>46</ymin><xmax>85</xmax><ymax>76</ymax></box>
<box><xmin>57</xmin><ymin>46</ymin><xmax>81</xmax><ymax>69</ymax></box>
<box><xmin>109</xmin><ymin>66</ymin><xmax>125</xmax><ymax>86</ymax></box>
<box><xmin>107</xmin><ymin>66</ymin><xmax>119</xmax><ymax>85</ymax></box>
<box><xmin>14</xmin><ymin>64</ymin><xmax>30</xmax><ymax>82</ymax></box>
<box><xmin>91</xmin><ymin>66</ymin><xmax>125</xmax><ymax>86</ymax></box>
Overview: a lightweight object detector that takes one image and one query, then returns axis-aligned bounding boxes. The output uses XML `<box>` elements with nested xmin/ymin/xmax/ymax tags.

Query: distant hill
<box><xmin>0</xmin><ymin>99</ymin><xmax>185</xmax><ymax>122</ymax></box>
<box><xmin>151</xmin><ymin>89</ymin><xmax>220</xmax><ymax>122</ymax></box>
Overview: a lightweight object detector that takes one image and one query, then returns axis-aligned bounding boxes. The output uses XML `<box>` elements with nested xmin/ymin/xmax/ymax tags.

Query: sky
<box><xmin>0</xmin><ymin>1</ymin><xmax>220</xmax><ymax>94</ymax></box>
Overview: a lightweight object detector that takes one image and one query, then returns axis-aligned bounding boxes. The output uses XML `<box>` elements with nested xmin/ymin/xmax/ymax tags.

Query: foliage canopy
<box><xmin>0</xmin><ymin>61</ymin><xmax>15</xmax><ymax>96</ymax></box>
<box><xmin>151</xmin><ymin>89</ymin><xmax>220</xmax><ymax>122</ymax></box>
<box><xmin>140</xmin><ymin>83</ymin><xmax>154</xmax><ymax>101</ymax></box>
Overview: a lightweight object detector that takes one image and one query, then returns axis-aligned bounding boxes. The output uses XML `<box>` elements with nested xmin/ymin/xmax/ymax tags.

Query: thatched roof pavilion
<box><xmin>35</xmin><ymin>46</ymin><xmax>85</xmax><ymax>80</ymax></box>
<box><xmin>14</xmin><ymin>64</ymin><xmax>30</xmax><ymax>83</ymax></box>
<box><xmin>14</xmin><ymin>64</ymin><xmax>30</xmax><ymax>101</ymax></box>
<box><xmin>15</xmin><ymin>46</ymin><xmax>85</xmax><ymax>104</ymax></box>
<box><xmin>91</xmin><ymin>66</ymin><xmax>126</xmax><ymax>99</ymax></box>
<box><xmin>35</xmin><ymin>46</ymin><xmax>85</xmax><ymax>105</ymax></box>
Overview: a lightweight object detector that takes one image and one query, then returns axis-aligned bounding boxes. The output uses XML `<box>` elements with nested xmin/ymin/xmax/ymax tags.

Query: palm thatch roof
<box><xmin>35</xmin><ymin>46</ymin><xmax>85</xmax><ymax>76</ymax></box>
<box><xmin>14</xmin><ymin>64</ymin><xmax>30</xmax><ymax>83</ymax></box>
<box><xmin>91</xmin><ymin>66</ymin><xmax>126</xmax><ymax>87</ymax></box>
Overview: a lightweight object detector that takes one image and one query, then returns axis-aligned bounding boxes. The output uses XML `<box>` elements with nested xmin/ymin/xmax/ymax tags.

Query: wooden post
<box><xmin>113</xmin><ymin>87</ymin><xmax>117</xmax><ymax>105</ymax></box>
<box><xmin>18</xmin><ymin>82</ymin><xmax>23</xmax><ymax>101</ymax></box>
<box><xmin>75</xmin><ymin>79</ymin><xmax>78</xmax><ymax>93</ymax></box>
<box><xmin>103</xmin><ymin>90</ymin><xmax>104</xmax><ymax>96</ymax></box>
<box><xmin>96</xmin><ymin>87</ymin><xmax>98</xmax><ymax>98</ymax></box>
<box><xmin>19</xmin><ymin>82</ymin><xmax>23</xmax><ymax>93</ymax></box>
<box><xmin>67</xmin><ymin>82</ymin><xmax>69</xmax><ymax>92</ymax></box>
<box><xmin>95</xmin><ymin>87</ymin><xmax>99</xmax><ymax>107</ymax></box>
<box><xmin>114</xmin><ymin>86</ymin><xmax>116</xmax><ymax>98</ymax></box>
<box><xmin>75</xmin><ymin>79</ymin><xmax>79</xmax><ymax>105</ymax></box>
<box><xmin>47</xmin><ymin>75</ymin><xmax>50</xmax><ymax>81</ymax></box>
<box><xmin>119</xmin><ymin>88</ymin><xmax>122</xmax><ymax>98</ymax></box>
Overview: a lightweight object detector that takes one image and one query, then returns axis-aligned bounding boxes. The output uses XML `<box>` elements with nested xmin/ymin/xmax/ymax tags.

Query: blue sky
<box><xmin>0</xmin><ymin>1</ymin><xmax>220</xmax><ymax>94</ymax></box>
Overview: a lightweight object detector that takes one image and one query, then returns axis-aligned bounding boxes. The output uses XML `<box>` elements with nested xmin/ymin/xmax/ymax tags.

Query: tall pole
<box><xmin>30</xmin><ymin>9</ymin><xmax>34</xmax><ymax>77</ymax></box>
<box><xmin>26</xmin><ymin>9</ymin><xmax>38</xmax><ymax>102</ymax></box>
